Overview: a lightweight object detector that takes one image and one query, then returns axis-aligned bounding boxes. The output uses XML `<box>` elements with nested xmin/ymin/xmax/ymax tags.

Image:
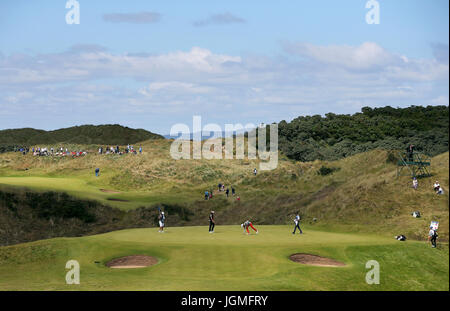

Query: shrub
<box><xmin>317</xmin><ymin>166</ymin><xmax>338</xmax><ymax>176</ymax></box>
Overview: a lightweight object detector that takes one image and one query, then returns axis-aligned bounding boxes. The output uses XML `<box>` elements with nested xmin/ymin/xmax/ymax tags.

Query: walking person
<box><xmin>241</xmin><ymin>220</ymin><xmax>258</xmax><ymax>235</ymax></box>
<box><xmin>225</xmin><ymin>188</ymin><xmax>229</xmax><ymax>198</ymax></box>
<box><xmin>205</xmin><ymin>190</ymin><xmax>209</xmax><ymax>200</ymax></box>
<box><xmin>253</xmin><ymin>168</ymin><xmax>257</xmax><ymax>176</ymax></box>
<box><xmin>209</xmin><ymin>211</ymin><xmax>215</xmax><ymax>233</ymax></box>
<box><xmin>95</xmin><ymin>168</ymin><xmax>100</xmax><ymax>177</ymax></box>
<box><xmin>231</xmin><ymin>186</ymin><xmax>235</xmax><ymax>196</ymax></box>
<box><xmin>293</xmin><ymin>214</ymin><xmax>303</xmax><ymax>234</ymax></box>
<box><xmin>428</xmin><ymin>226</ymin><xmax>438</xmax><ymax>248</ymax></box>
<box><xmin>158</xmin><ymin>211</ymin><xmax>166</xmax><ymax>233</ymax></box>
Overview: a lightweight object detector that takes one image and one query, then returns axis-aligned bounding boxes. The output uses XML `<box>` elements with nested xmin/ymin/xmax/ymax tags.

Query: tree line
<box><xmin>277</xmin><ymin>105</ymin><xmax>449</xmax><ymax>161</ymax></box>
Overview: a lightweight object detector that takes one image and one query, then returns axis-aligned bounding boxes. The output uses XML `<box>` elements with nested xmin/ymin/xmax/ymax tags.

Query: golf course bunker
<box><xmin>289</xmin><ymin>253</ymin><xmax>346</xmax><ymax>267</ymax></box>
<box><xmin>106</xmin><ymin>255</ymin><xmax>158</xmax><ymax>269</ymax></box>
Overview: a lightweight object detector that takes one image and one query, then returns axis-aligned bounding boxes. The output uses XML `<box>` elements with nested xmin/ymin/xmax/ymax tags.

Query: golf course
<box><xmin>0</xmin><ymin>135</ymin><xmax>448</xmax><ymax>291</ymax></box>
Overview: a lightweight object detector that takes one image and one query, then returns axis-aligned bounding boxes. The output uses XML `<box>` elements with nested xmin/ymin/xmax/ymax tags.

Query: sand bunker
<box><xmin>289</xmin><ymin>253</ymin><xmax>346</xmax><ymax>267</ymax></box>
<box><xmin>106</xmin><ymin>255</ymin><xmax>158</xmax><ymax>269</ymax></box>
<box><xmin>100</xmin><ymin>189</ymin><xmax>121</xmax><ymax>193</ymax></box>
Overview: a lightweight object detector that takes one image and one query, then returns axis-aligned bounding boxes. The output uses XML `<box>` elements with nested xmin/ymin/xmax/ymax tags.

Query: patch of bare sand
<box><xmin>289</xmin><ymin>253</ymin><xmax>346</xmax><ymax>267</ymax></box>
<box><xmin>106</xmin><ymin>255</ymin><xmax>158</xmax><ymax>269</ymax></box>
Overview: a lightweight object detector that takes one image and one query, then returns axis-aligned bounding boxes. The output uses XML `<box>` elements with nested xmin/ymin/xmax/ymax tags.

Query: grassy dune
<box><xmin>0</xmin><ymin>139</ymin><xmax>448</xmax><ymax>239</ymax></box>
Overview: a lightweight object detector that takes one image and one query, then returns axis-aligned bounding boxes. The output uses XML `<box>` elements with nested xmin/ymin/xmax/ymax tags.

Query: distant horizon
<box><xmin>1</xmin><ymin>103</ymin><xmax>448</xmax><ymax>135</ymax></box>
<box><xmin>0</xmin><ymin>105</ymin><xmax>449</xmax><ymax>139</ymax></box>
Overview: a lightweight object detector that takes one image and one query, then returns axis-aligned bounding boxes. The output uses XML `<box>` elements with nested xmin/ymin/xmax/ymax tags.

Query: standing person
<box><xmin>405</xmin><ymin>144</ymin><xmax>414</xmax><ymax>161</ymax></box>
<box><xmin>293</xmin><ymin>214</ymin><xmax>303</xmax><ymax>234</ymax></box>
<box><xmin>253</xmin><ymin>168</ymin><xmax>257</xmax><ymax>176</ymax></box>
<box><xmin>225</xmin><ymin>188</ymin><xmax>229</xmax><ymax>198</ymax></box>
<box><xmin>218</xmin><ymin>183</ymin><xmax>222</xmax><ymax>192</ymax></box>
<box><xmin>412</xmin><ymin>177</ymin><xmax>418</xmax><ymax>190</ymax></box>
<box><xmin>231</xmin><ymin>186</ymin><xmax>235</xmax><ymax>196</ymax></box>
<box><xmin>158</xmin><ymin>211</ymin><xmax>166</xmax><ymax>233</ymax></box>
<box><xmin>209</xmin><ymin>211</ymin><xmax>215</xmax><ymax>233</ymax></box>
<box><xmin>95</xmin><ymin>168</ymin><xmax>100</xmax><ymax>177</ymax></box>
<box><xmin>209</xmin><ymin>189</ymin><xmax>213</xmax><ymax>199</ymax></box>
<box><xmin>428</xmin><ymin>226</ymin><xmax>438</xmax><ymax>248</ymax></box>
<box><xmin>241</xmin><ymin>220</ymin><xmax>258</xmax><ymax>235</ymax></box>
<box><xmin>139</xmin><ymin>146</ymin><xmax>143</xmax><ymax>154</ymax></box>
<box><xmin>205</xmin><ymin>190</ymin><xmax>209</xmax><ymax>200</ymax></box>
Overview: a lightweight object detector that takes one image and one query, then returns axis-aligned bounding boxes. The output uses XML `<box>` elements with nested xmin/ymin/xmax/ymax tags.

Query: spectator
<box><xmin>433</xmin><ymin>181</ymin><xmax>440</xmax><ymax>192</ymax></box>
<box><xmin>412</xmin><ymin>177</ymin><xmax>418</xmax><ymax>190</ymax></box>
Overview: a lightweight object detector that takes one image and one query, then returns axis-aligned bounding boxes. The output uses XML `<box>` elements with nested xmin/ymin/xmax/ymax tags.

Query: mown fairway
<box><xmin>0</xmin><ymin>225</ymin><xmax>448</xmax><ymax>291</ymax></box>
<box><xmin>0</xmin><ymin>176</ymin><xmax>173</xmax><ymax>210</ymax></box>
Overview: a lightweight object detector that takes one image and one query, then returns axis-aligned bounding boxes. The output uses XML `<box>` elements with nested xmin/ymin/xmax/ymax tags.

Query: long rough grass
<box><xmin>0</xmin><ymin>139</ymin><xmax>448</xmax><ymax>240</ymax></box>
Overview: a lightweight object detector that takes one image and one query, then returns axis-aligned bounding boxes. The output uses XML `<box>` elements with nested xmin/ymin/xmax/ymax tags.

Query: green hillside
<box><xmin>0</xmin><ymin>131</ymin><xmax>448</xmax><ymax>291</ymax></box>
<box><xmin>0</xmin><ymin>124</ymin><xmax>164</xmax><ymax>152</ymax></box>
<box><xmin>0</xmin><ymin>137</ymin><xmax>448</xmax><ymax>245</ymax></box>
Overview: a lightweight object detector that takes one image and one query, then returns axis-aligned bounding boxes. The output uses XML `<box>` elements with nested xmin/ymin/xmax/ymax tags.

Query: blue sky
<box><xmin>0</xmin><ymin>0</ymin><xmax>448</xmax><ymax>134</ymax></box>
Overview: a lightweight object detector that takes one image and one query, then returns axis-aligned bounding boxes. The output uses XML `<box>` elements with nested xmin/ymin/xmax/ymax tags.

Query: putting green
<box><xmin>0</xmin><ymin>225</ymin><xmax>447</xmax><ymax>291</ymax></box>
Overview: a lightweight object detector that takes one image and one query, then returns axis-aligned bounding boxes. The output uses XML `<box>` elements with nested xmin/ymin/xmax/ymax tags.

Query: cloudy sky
<box><xmin>0</xmin><ymin>0</ymin><xmax>448</xmax><ymax>134</ymax></box>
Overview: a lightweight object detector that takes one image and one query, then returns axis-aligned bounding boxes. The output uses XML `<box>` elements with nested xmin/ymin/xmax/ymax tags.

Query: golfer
<box><xmin>241</xmin><ymin>220</ymin><xmax>258</xmax><ymax>235</ymax></box>
<box><xmin>158</xmin><ymin>211</ymin><xmax>166</xmax><ymax>233</ymax></box>
<box><xmin>293</xmin><ymin>214</ymin><xmax>303</xmax><ymax>234</ymax></box>
<box><xmin>209</xmin><ymin>211</ymin><xmax>215</xmax><ymax>233</ymax></box>
<box><xmin>428</xmin><ymin>226</ymin><xmax>438</xmax><ymax>248</ymax></box>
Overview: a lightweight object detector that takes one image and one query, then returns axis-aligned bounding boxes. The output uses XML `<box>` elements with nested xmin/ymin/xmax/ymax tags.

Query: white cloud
<box><xmin>284</xmin><ymin>41</ymin><xmax>398</xmax><ymax>70</ymax></box>
<box><xmin>193</xmin><ymin>12</ymin><xmax>246</xmax><ymax>27</ymax></box>
<box><xmin>0</xmin><ymin>43</ymin><xmax>447</xmax><ymax>132</ymax></box>
<box><xmin>432</xmin><ymin>95</ymin><xmax>449</xmax><ymax>105</ymax></box>
<box><xmin>103</xmin><ymin>12</ymin><xmax>161</xmax><ymax>24</ymax></box>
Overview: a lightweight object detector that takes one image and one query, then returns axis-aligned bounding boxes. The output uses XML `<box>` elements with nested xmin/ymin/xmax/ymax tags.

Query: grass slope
<box><xmin>0</xmin><ymin>139</ymin><xmax>448</xmax><ymax>240</ymax></box>
<box><xmin>0</xmin><ymin>226</ymin><xmax>447</xmax><ymax>291</ymax></box>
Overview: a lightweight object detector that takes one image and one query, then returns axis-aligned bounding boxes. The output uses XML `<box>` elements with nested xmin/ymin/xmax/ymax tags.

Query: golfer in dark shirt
<box><xmin>209</xmin><ymin>211</ymin><xmax>215</xmax><ymax>233</ymax></box>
